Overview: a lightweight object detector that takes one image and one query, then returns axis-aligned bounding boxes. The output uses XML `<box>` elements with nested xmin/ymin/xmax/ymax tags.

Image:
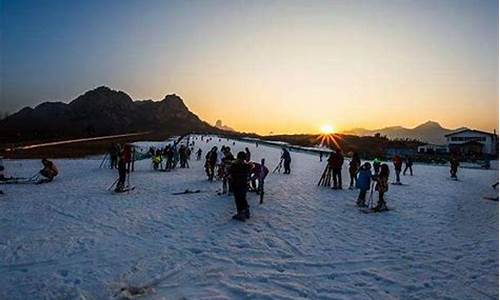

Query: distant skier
<box><xmin>115</xmin><ymin>152</ymin><xmax>128</xmax><ymax>192</ymax></box>
<box><xmin>123</xmin><ymin>144</ymin><xmax>133</xmax><ymax>172</ymax></box>
<box><xmin>281</xmin><ymin>148</ymin><xmax>292</xmax><ymax>174</ymax></box>
<box><xmin>319</xmin><ymin>152</ymin><xmax>323</xmax><ymax>162</ymax></box>
<box><xmin>109</xmin><ymin>143</ymin><xmax>120</xmax><ymax>169</ymax></box>
<box><xmin>196</xmin><ymin>148</ymin><xmax>202</xmax><ymax>160</ymax></box>
<box><xmin>393</xmin><ymin>155</ymin><xmax>402</xmax><ymax>184</ymax></box>
<box><xmin>39</xmin><ymin>158</ymin><xmax>58</xmax><ymax>183</ymax></box>
<box><xmin>356</xmin><ymin>162</ymin><xmax>372</xmax><ymax>207</ymax></box>
<box><xmin>450</xmin><ymin>155</ymin><xmax>460</xmax><ymax>180</ymax></box>
<box><xmin>349</xmin><ymin>152</ymin><xmax>361</xmax><ymax>189</ymax></box>
<box><xmin>229</xmin><ymin>151</ymin><xmax>252</xmax><ymax>221</ymax></box>
<box><xmin>373</xmin><ymin>158</ymin><xmax>381</xmax><ymax>175</ymax></box>
<box><xmin>245</xmin><ymin>147</ymin><xmax>251</xmax><ymax>162</ymax></box>
<box><xmin>403</xmin><ymin>155</ymin><xmax>414</xmax><ymax>176</ymax></box>
<box><xmin>373</xmin><ymin>163</ymin><xmax>390</xmax><ymax>212</ymax></box>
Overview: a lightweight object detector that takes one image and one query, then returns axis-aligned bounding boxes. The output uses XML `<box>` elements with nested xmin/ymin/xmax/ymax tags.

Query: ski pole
<box><xmin>107</xmin><ymin>178</ymin><xmax>119</xmax><ymax>191</ymax></box>
<box><xmin>367</xmin><ymin>182</ymin><xmax>375</xmax><ymax>209</ymax></box>
<box><xmin>260</xmin><ymin>158</ymin><xmax>265</xmax><ymax>204</ymax></box>
<box><xmin>99</xmin><ymin>153</ymin><xmax>108</xmax><ymax>168</ymax></box>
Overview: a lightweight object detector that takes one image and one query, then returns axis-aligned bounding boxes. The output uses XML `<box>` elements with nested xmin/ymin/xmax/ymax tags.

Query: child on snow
<box><xmin>356</xmin><ymin>162</ymin><xmax>372</xmax><ymax>207</ymax></box>
<box><xmin>39</xmin><ymin>158</ymin><xmax>58</xmax><ymax>183</ymax></box>
<box><xmin>373</xmin><ymin>163</ymin><xmax>390</xmax><ymax>212</ymax></box>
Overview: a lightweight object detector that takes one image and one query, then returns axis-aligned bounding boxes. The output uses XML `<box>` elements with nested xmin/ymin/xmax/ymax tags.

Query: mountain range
<box><xmin>0</xmin><ymin>86</ymin><xmax>220</xmax><ymax>143</ymax></box>
<box><xmin>342</xmin><ymin>121</ymin><xmax>467</xmax><ymax>144</ymax></box>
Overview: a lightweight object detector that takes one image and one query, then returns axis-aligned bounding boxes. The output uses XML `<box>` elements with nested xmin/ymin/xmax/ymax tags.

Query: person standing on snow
<box><xmin>196</xmin><ymin>148</ymin><xmax>202</xmax><ymax>160</ymax></box>
<box><xmin>373</xmin><ymin>163</ymin><xmax>390</xmax><ymax>212</ymax></box>
<box><xmin>245</xmin><ymin>147</ymin><xmax>251</xmax><ymax>162</ymax></box>
<box><xmin>393</xmin><ymin>155</ymin><xmax>403</xmax><ymax>184</ymax></box>
<box><xmin>281</xmin><ymin>148</ymin><xmax>292</xmax><ymax>174</ymax></box>
<box><xmin>229</xmin><ymin>151</ymin><xmax>252</xmax><ymax>221</ymax></box>
<box><xmin>403</xmin><ymin>155</ymin><xmax>414</xmax><ymax>176</ymax></box>
<box><xmin>250</xmin><ymin>161</ymin><xmax>269</xmax><ymax>194</ymax></box>
<box><xmin>356</xmin><ymin>162</ymin><xmax>372</xmax><ymax>207</ymax></box>
<box><xmin>450</xmin><ymin>155</ymin><xmax>460</xmax><ymax>179</ymax></box>
<box><xmin>373</xmin><ymin>158</ymin><xmax>381</xmax><ymax>175</ymax></box>
<box><xmin>330</xmin><ymin>149</ymin><xmax>344</xmax><ymax>189</ymax></box>
<box><xmin>115</xmin><ymin>152</ymin><xmax>128</xmax><ymax>192</ymax></box>
<box><xmin>349</xmin><ymin>152</ymin><xmax>361</xmax><ymax>189</ymax></box>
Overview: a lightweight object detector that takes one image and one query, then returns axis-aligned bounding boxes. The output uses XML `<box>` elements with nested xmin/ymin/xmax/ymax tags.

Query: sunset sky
<box><xmin>1</xmin><ymin>0</ymin><xmax>498</xmax><ymax>134</ymax></box>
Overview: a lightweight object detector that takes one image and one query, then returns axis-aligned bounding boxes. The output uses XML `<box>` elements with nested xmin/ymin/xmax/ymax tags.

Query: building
<box><xmin>417</xmin><ymin>144</ymin><xmax>449</xmax><ymax>154</ymax></box>
<box><xmin>445</xmin><ymin>129</ymin><xmax>498</xmax><ymax>155</ymax></box>
<box><xmin>385</xmin><ymin>147</ymin><xmax>417</xmax><ymax>158</ymax></box>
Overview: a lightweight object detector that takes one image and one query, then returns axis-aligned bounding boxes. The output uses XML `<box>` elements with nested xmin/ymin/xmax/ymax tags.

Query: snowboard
<box><xmin>391</xmin><ymin>182</ymin><xmax>405</xmax><ymax>186</ymax></box>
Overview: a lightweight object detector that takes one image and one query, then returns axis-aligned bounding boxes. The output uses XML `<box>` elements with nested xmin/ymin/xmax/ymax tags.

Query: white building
<box><xmin>445</xmin><ymin>129</ymin><xmax>498</xmax><ymax>155</ymax></box>
<box><xmin>417</xmin><ymin>144</ymin><xmax>449</xmax><ymax>154</ymax></box>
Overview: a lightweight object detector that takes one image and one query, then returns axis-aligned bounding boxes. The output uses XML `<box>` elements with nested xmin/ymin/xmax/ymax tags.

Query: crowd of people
<box><xmin>0</xmin><ymin>134</ymin><xmax>491</xmax><ymax>217</ymax></box>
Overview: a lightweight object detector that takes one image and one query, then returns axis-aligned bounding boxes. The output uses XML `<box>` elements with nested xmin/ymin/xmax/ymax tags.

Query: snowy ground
<box><xmin>0</xmin><ymin>135</ymin><xmax>498</xmax><ymax>300</ymax></box>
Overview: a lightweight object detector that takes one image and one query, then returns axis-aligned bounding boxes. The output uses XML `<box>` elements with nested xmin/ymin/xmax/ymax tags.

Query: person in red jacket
<box><xmin>393</xmin><ymin>155</ymin><xmax>403</xmax><ymax>184</ymax></box>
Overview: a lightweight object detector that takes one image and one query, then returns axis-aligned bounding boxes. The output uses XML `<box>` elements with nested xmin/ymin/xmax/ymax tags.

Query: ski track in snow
<box><xmin>0</xmin><ymin>135</ymin><xmax>498</xmax><ymax>300</ymax></box>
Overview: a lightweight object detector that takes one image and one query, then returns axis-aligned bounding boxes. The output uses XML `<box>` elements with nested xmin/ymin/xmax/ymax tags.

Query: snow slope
<box><xmin>0</xmin><ymin>135</ymin><xmax>498</xmax><ymax>300</ymax></box>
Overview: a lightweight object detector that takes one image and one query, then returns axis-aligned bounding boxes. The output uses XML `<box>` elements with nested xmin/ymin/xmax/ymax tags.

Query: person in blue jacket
<box><xmin>356</xmin><ymin>162</ymin><xmax>372</xmax><ymax>207</ymax></box>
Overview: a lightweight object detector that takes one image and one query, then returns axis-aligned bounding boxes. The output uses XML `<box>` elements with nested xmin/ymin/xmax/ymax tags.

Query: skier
<box><xmin>123</xmin><ymin>144</ymin><xmax>133</xmax><ymax>172</ymax></box>
<box><xmin>373</xmin><ymin>158</ymin><xmax>381</xmax><ymax>175</ymax></box>
<box><xmin>250</xmin><ymin>161</ymin><xmax>269</xmax><ymax>194</ymax></box>
<box><xmin>115</xmin><ymin>152</ymin><xmax>128</xmax><ymax>192</ymax></box>
<box><xmin>349</xmin><ymin>152</ymin><xmax>361</xmax><ymax>189</ymax></box>
<box><xmin>393</xmin><ymin>155</ymin><xmax>402</xmax><ymax>184</ymax></box>
<box><xmin>245</xmin><ymin>147</ymin><xmax>251</xmax><ymax>162</ymax></box>
<box><xmin>39</xmin><ymin>158</ymin><xmax>58</xmax><ymax>183</ymax></box>
<box><xmin>330</xmin><ymin>149</ymin><xmax>344</xmax><ymax>189</ymax></box>
<box><xmin>450</xmin><ymin>155</ymin><xmax>460</xmax><ymax>179</ymax></box>
<box><xmin>179</xmin><ymin>145</ymin><xmax>188</xmax><ymax>168</ymax></box>
<box><xmin>229</xmin><ymin>151</ymin><xmax>252</xmax><ymax>221</ymax></box>
<box><xmin>205</xmin><ymin>147</ymin><xmax>218</xmax><ymax>181</ymax></box>
<box><xmin>196</xmin><ymin>148</ymin><xmax>202</xmax><ymax>160</ymax></box>
<box><xmin>109</xmin><ymin>143</ymin><xmax>119</xmax><ymax>169</ymax></box>
<box><xmin>221</xmin><ymin>148</ymin><xmax>235</xmax><ymax>194</ymax></box>
<box><xmin>373</xmin><ymin>163</ymin><xmax>390</xmax><ymax>212</ymax></box>
<box><xmin>281</xmin><ymin>148</ymin><xmax>292</xmax><ymax>174</ymax></box>
<box><xmin>403</xmin><ymin>155</ymin><xmax>414</xmax><ymax>176</ymax></box>
<box><xmin>320</xmin><ymin>152</ymin><xmax>323</xmax><ymax>162</ymax></box>
<box><xmin>356</xmin><ymin>162</ymin><xmax>372</xmax><ymax>207</ymax></box>
<box><xmin>152</xmin><ymin>149</ymin><xmax>162</xmax><ymax>170</ymax></box>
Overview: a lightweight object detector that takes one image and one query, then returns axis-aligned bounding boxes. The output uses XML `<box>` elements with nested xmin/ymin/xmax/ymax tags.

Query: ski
<box><xmin>113</xmin><ymin>186</ymin><xmax>136</xmax><ymax>193</ymax></box>
<box><xmin>483</xmin><ymin>196</ymin><xmax>499</xmax><ymax>201</ymax></box>
<box><xmin>171</xmin><ymin>189</ymin><xmax>204</xmax><ymax>195</ymax></box>
<box><xmin>359</xmin><ymin>207</ymin><xmax>391</xmax><ymax>214</ymax></box>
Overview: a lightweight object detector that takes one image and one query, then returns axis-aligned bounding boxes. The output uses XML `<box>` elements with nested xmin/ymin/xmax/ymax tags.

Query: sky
<box><xmin>1</xmin><ymin>0</ymin><xmax>498</xmax><ymax>135</ymax></box>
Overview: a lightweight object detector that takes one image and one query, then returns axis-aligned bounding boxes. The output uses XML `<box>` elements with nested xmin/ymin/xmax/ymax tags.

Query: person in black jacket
<box><xmin>281</xmin><ymin>148</ymin><xmax>292</xmax><ymax>174</ymax></box>
<box><xmin>229</xmin><ymin>151</ymin><xmax>252</xmax><ymax>221</ymax></box>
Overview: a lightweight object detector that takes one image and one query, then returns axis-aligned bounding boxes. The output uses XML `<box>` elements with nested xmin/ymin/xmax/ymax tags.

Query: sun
<box><xmin>320</xmin><ymin>124</ymin><xmax>335</xmax><ymax>134</ymax></box>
